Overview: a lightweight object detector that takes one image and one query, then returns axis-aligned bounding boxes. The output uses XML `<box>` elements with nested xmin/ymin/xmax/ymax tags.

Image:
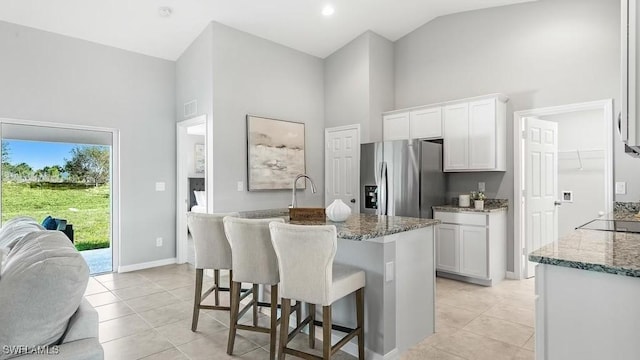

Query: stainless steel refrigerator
<box><xmin>360</xmin><ymin>139</ymin><xmax>446</xmax><ymax>218</ymax></box>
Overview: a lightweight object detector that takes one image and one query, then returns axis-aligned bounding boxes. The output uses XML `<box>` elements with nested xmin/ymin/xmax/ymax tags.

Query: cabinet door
<box><xmin>410</xmin><ymin>107</ymin><xmax>442</xmax><ymax>139</ymax></box>
<box><xmin>443</xmin><ymin>103</ymin><xmax>469</xmax><ymax>171</ymax></box>
<box><xmin>468</xmin><ymin>99</ymin><xmax>496</xmax><ymax>170</ymax></box>
<box><xmin>460</xmin><ymin>225</ymin><xmax>488</xmax><ymax>278</ymax></box>
<box><xmin>383</xmin><ymin>113</ymin><xmax>410</xmax><ymax>141</ymax></box>
<box><xmin>436</xmin><ymin>224</ymin><xmax>459</xmax><ymax>273</ymax></box>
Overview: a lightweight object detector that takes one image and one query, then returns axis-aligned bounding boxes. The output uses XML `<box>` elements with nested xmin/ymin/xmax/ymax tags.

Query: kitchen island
<box><xmin>239</xmin><ymin>209</ymin><xmax>439</xmax><ymax>360</ymax></box>
<box><xmin>529</xmin><ymin>208</ymin><xmax>640</xmax><ymax>360</ymax></box>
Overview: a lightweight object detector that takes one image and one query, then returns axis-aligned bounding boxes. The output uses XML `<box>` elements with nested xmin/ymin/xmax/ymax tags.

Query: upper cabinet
<box><xmin>383</xmin><ymin>106</ymin><xmax>442</xmax><ymax>141</ymax></box>
<box><xmin>621</xmin><ymin>0</ymin><xmax>640</xmax><ymax>155</ymax></box>
<box><xmin>383</xmin><ymin>94</ymin><xmax>507</xmax><ymax>172</ymax></box>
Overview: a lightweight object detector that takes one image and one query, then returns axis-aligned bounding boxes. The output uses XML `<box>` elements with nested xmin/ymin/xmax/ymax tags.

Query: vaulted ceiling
<box><xmin>0</xmin><ymin>0</ymin><xmax>535</xmax><ymax>60</ymax></box>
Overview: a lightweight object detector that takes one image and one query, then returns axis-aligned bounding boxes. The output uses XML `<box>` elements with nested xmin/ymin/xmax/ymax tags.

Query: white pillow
<box><xmin>0</xmin><ymin>217</ymin><xmax>44</xmax><ymax>250</ymax></box>
<box><xmin>0</xmin><ymin>247</ymin><xmax>7</xmax><ymax>279</ymax></box>
<box><xmin>194</xmin><ymin>191</ymin><xmax>206</xmax><ymax>206</ymax></box>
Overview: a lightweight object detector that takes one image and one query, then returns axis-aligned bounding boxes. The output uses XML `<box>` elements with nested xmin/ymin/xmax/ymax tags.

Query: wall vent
<box><xmin>184</xmin><ymin>100</ymin><xmax>197</xmax><ymax>118</ymax></box>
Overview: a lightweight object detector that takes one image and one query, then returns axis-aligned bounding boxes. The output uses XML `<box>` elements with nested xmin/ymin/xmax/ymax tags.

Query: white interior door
<box><xmin>325</xmin><ymin>125</ymin><xmax>360</xmax><ymax>213</ymax></box>
<box><xmin>524</xmin><ymin>117</ymin><xmax>558</xmax><ymax>278</ymax></box>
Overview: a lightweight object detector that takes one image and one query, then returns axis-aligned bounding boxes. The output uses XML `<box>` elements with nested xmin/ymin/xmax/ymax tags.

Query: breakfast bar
<box><xmin>529</xmin><ymin>210</ymin><xmax>640</xmax><ymax>360</ymax></box>
<box><xmin>239</xmin><ymin>209</ymin><xmax>439</xmax><ymax>359</ymax></box>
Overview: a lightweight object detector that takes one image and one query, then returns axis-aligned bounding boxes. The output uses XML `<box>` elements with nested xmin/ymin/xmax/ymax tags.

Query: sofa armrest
<box><xmin>17</xmin><ymin>338</ymin><xmax>103</xmax><ymax>360</ymax></box>
<box><xmin>60</xmin><ymin>298</ymin><xmax>99</xmax><ymax>343</ymax></box>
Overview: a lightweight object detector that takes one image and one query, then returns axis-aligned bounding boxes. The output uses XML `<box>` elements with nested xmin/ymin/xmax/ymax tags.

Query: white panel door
<box><xmin>468</xmin><ymin>99</ymin><xmax>497</xmax><ymax>169</ymax></box>
<box><xmin>410</xmin><ymin>107</ymin><xmax>442</xmax><ymax>139</ymax></box>
<box><xmin>443</xmin><ymin>103</ymin><xmax>469</xmax><ymax>171</ymax></box>
<box><xmin>325</xmin><ymin>126</ymin><xmax>360</xmax><ymax>213</ymax></box>
<box><xmin>460</xmin><ymin>225</ymin><xmax>488</xmax><ymax>278</ymax></box>
<box><xmin>524</xmin><ymin>117</ymin><xmax>558</xmax><ymax>278</ymax></box>
<box><xmin>436</xmin><ymin>224</ymin><xmax>459</xmax><ymax>273</ymax></box>
<box><xmin>383</xmin><ymin>113</ymin><xmax>410</xmax><ymax>141</ymax></box>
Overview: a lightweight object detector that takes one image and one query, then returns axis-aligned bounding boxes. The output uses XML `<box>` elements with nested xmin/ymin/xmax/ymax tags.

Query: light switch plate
<box><xmin>155</xmin><ymin>182</ymin><xmax>165</xmax><ymax>191</ymax></box>
<box><xmin>615</xmin><ymin>181</ymin><xmax>626</xmax><ymax>195</ymax></box>
<box><xmin>237</xmin><ymin>181</ymin><xmax>243</xmax><ymax>191</ymax></box>
<box><xmin>156</xmin><ymin>237</ymin><xmax>163</xmax><ymax>247</ymax></box>
<box><xmin>478</xmin><ymin>182</ymin><xmax>486</xmax><ymax>192</ymax></box>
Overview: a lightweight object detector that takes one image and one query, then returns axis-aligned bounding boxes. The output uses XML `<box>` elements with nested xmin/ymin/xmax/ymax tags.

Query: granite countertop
<box><xmin>528</xmin><ymin>202</ymin><xmax>640</xmax><ymax>278</ymax></box>
<box><xmin>432</xmin><ymin>199</ymin><xmax>508</xmax><ymax>214</ymax></box>
<box><xmin>238</xmin><ymin>208</ymin><xmax>440</xmax><ymax>241</ymax></box>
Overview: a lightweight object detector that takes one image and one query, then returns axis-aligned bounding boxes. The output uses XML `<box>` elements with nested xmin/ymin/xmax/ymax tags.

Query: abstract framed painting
<box><xmin>246</xmin><ymin>115</ymin><xmax>306</xmax><ymax>191</ymax></box>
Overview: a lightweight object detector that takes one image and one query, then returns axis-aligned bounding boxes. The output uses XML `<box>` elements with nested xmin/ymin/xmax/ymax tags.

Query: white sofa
<box><xmin>0</xmin><ymin>217</ymin><xmax>103</xmax><ymax>360</ymax></box>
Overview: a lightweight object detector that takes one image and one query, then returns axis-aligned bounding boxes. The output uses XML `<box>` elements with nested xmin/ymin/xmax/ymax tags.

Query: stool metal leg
<box><xmin>323</xmin><ymin>305</ymin><xmax>332</xmax><ymax>360</ymax></box>
<box><xmin>191</xmin><ymin>268</ymin><xmax>204</xmax><ymax>331</ymax></box>
<box><xmin>308</xmin><ymin>303</ymin><xmax>316</xmax><ymax>349</ymax></box>
<box><xmin>356</xmin><ymin>288</ymin><xmax>365</xmax><ymax>360</ymax></box>
<box><xmin>279</xmin><ymin>298</ymin><xmax>291</xmax><ymax>360</ymax></box>
<box><xmin>227</xmin><ymin>281</ymin><xmax>241</xmax><ymax>355</ymax></box>
<box><xmin>253</xmin><ymin>284</ymin><xmax>260</xmax><ymax>326</ymax></box>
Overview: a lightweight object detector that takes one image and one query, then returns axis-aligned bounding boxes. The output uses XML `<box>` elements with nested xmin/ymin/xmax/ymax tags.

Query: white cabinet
<box><xmin>383</xmin><ymin>107</ymin><xmax>442</xmax><ymax>141</ymax></box>
<box><xmin>434</xmin><ymin>210</ymin><xmax>506</xmax><ymax>286</ymax></box>
<box><xmin>383</xmin><ymin>113</ymin><xmax>410</xmax><ymax>141</ymax></box>
<box><xmin>443</xmin><ymin>103</ymin><xmax>469</xmax><ymax>170</ymax></box>
<box><xmin>443</xmin><ymin>97</ymin><xmax>507</xmax><ymax>172</ymax></box>
<box><xmin>436</xmin><ymin>224</ymin><xmax>459</xmax><ymax>273</ymax></box>
<box><xmin>410</xmin><ymin>107</ymin><xmax>442</xmax><ymax>139</ymax></box>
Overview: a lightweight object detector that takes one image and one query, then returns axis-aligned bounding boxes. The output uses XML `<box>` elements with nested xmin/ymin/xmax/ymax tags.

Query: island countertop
<box><xmin>529</xmin><ymin>228</ymin><xmax>640</xmax><ymax>278</ymax></box>
<box><xmin>237</xmin><ymin>208</ymin><xmax>440</xmax><ymax>241</ymax></box>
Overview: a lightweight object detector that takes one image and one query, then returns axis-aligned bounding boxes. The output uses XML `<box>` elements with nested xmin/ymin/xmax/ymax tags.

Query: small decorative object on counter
<box><xmin>326</xmin><ymin>199</ymin><xmax>352</xmax><ymax>222</ymax></box>
<box><xmin>471</xmin><ymin>191</ymin><xmax>486</xmax><ymax>210</ymax></box>
<box><xmin>459</xmin><ymin>194</ymin><xmax>471</xmax><ymax>208</ymax></box>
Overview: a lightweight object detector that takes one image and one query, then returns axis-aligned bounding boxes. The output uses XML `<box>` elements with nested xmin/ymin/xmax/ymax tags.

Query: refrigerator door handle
<box><xmin>378</xmin><ymin>162</ymin><xmax>388</xmax><ymax>215</ymax></box>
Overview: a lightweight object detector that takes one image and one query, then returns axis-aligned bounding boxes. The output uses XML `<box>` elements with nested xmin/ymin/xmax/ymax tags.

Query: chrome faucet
<box><xmin>291</xmin><ymin>174</ymin><xmax>317</xmax><ymax>208</ymax></box>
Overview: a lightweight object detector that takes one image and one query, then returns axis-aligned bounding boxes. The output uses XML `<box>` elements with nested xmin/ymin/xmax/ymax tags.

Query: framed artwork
<box><xmin>194</xmin><ymin>144</ymin><xmax>205</xmax><ymax>173</ymax></box>
<box><xmin>246</xmin><ymin>115</ymin><xmax>305</xmax><ymax>191</ymax></box>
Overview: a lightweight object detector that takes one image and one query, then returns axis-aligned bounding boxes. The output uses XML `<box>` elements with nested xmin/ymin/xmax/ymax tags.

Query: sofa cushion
<box><xmin>0</xmin><ymin>217</ymin><xmax>45</xmax><ymax>250</ymax></box>
<box><xmin>0</xmin><ymin>230</ymin><xmax>89</xmax><ymax>357</ymax></box>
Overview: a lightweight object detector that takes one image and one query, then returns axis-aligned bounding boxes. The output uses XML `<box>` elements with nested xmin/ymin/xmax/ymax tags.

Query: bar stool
<box><xmin>269</xmin><ymin>222</ymin><xmax>365</xmax><ymax>360</ymax></box>
<box><xmin>186</xmin><ymin>212</ymin><xmax>238</xmax><ymax>332</ymax></box>
<box><xmin>223</xmin><ymin>216</ymin><xmax>302</xmax><ymax>360</ymax></box>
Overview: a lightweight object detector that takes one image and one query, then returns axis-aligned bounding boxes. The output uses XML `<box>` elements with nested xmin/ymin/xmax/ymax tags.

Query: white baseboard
<box><xmin>117</xmin><ymin>257</ymin><xmax>177</xmax><ymax>273</ymax></box>
<box><xmin>506</xmin><ymin>271</ymin><xmax>520</xmax><ymax>280</ymax></box>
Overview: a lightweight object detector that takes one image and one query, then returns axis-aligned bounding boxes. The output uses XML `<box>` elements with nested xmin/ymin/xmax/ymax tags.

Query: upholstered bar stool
<box><xmin>223</xmin><ymin>216</ymin><xmax>302</xmax><ymax>360</ymax></box>
<box><xmin>269</xmin><ymin>222</ymin><xmax>365</xmax><ymax>360</ymax></box>
<box><xmin>186</xmin><ymin>211</ymin><xmax>238</xmax><ymax>332</ymax></box>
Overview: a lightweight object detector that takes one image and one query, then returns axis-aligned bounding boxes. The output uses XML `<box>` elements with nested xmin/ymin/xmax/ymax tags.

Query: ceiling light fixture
<box><xmin>158</xmin><ymin>6</ymin><xmax>173</xmax><ymax>17</ymax></box>
<box><xmin>322</xmin><ymin>4</ymin><xmax>335</xmax><ymax>16</ymax></box>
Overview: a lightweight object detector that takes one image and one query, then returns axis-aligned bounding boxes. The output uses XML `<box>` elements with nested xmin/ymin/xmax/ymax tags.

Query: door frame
<box><xmin>176</xmin><ymin>115</ymin><xmax>211</xmax><ymax>264</ymax></box>
<box><xmin>513</xmin><ymin>99</ymin><xmax>613</xmax><ymax>279</ymax></box>
<box><xmin>0</xmin><ymin>117</ymin><xmax>121</xmax><ymax>271</ymax></box>
<box><xmin>324</xmin><ymin>124</ymin><xmax>361</xmax><ymax>208</ymax></box>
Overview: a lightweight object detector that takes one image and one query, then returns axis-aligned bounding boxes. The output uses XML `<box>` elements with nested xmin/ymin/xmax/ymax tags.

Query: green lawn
<box><xmin>1</xmin><ymin>182</ymin><xmax>110</xmax><ymax>251</ymax></box>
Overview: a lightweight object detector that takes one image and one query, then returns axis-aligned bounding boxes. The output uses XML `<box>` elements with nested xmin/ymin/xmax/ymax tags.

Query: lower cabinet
<box><xmin>434</xmin><ymin>210</ymin><xmax>506</xmax><ymax>286</ymax></box>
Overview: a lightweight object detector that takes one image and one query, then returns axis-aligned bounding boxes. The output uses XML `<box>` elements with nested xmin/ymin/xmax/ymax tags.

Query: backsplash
<box><xmin>448</xmin><ymin>198</ymin><xmax>508</xmax><ymax>207</ymax></box>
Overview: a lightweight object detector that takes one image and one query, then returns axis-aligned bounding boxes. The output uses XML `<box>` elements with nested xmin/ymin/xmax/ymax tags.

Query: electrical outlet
<box><xmin>156</xmin><ymin>237</ymin><xmax>163</xmax><ymax>247</ymax></box>
<box><xmin>237</xmin><ymin>181</ymin><xmax>243</xmax><ymax>192</ymax></box>
<box><xmin>385</xmin><ymin>261</ymin><xmax>394</xmax><ymax>282</ymax></box>
<box><xmin>615</xmin><ymin>182</ymin><xmax>627</xmax><ymax>195</ymax></box>
<box><xmin>478</xmin><ymin>182</ymin><xmax>486</xmax><ymax>192</ymax></box>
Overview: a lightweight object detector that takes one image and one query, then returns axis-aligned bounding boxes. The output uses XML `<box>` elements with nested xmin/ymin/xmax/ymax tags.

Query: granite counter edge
<box><xmin>528</xmin><ymin>254</ymin><xmax>640</xmax><ymax>278</ymax></box>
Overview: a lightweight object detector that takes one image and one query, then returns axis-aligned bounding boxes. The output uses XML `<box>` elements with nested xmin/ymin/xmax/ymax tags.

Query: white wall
<box><xmin>0</xmin><ymin>21</ymin><xmax>177</xmax><ymax>267</ymax></box>
<box><xmin>176</xmin><ymin>23</ymin><xmax>213</xmax><ymax>123</ymax></box>
<box><xmin>324</xmin><ymin>31</ymin><xmax>394</xmax><ymax>144</ymax></box>
<box><xmin>540</xmin><ymin>110</ymin><xmax>607</xmax><ymax>237</ymax></box>
<box><xmin>394</xmin><ymin>0</ymin><xmax>628</xmax><ymax>271</ymax></box>
<box><xmin>209</xmin><ymin>22</ymin><xmax>325</xmax><ymax>211</ymax></box>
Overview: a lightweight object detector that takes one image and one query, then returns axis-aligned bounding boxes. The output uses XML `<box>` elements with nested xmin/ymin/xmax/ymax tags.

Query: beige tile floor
<box><xmin>401</xmin><ymin>277</ymin><xmax>536</xmax><ymax>360</ymax></box>
<box><xmin>90</xmin><ymin>265</ymin><xmax>534</xmax><ymax>360</ymax></box>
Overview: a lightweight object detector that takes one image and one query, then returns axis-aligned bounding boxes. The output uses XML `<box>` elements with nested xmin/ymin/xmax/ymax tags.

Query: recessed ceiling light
<box><xmin>158</xmin><ymin>6</ymin><xmax>173</xmax><ymax>17</ymax></box>
<box><xmin>322</xmin><ymin>5</ymin><xmax>335</xmax><ymax>16</ymax></box>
